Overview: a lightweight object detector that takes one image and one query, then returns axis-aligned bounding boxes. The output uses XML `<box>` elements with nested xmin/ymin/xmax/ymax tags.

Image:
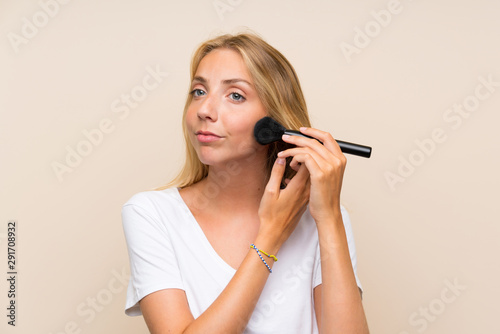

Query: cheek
<box><xmin>225</xmin><ymin>120</ymin><xmax>263</xmax><ymax>160</ymax></box>
<box><xmin>184</xmin><ymin>108</ymin><xmax>198</xmax><ymax>146</ymax></box>
<box><xmin>185</xmin><ymin>108</ymin><xmax>201</xmax><ymax>142</ymax></box>
<box><xmin>185</xmin><ymin>106</ymin><xmax>196</xmax><ymax>128</ymax></box>
<box><xmin>224</xmin><ymin>116</ymin><xmax>255</xmax><ymax>142</ymax></box>
<box><xmin>225</xmin><ymin>104</ymin><xmax>266</xmax><ymax>137</ymax></box>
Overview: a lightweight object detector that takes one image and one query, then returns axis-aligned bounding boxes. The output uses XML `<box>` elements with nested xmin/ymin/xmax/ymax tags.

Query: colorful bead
<box><xmin>250</xmin><ymin>244</ymin><xmax>278</xmax><ymax>273</ymax></box>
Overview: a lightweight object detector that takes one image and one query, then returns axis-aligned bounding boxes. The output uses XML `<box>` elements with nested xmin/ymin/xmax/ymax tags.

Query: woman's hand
<box><xmin>277</xmin><ymin>127</ymin><xmax>347</xmax><ymax>225</ymax></box>
<box><xmin>275</xmin><ymin>128</ymin><xmax>369</xmax><ymax>333</ymax></box>
<box><xmin>257</xmin><ymin>155</ymin><xmax>311</xmax><ymax>250</ymax></box>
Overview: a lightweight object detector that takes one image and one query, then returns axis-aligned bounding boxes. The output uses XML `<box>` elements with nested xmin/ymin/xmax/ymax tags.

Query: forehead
<box><xmin>195</xmin><ymin>48</ymin><xmax>252</xmax><ymax>82</ymax></box>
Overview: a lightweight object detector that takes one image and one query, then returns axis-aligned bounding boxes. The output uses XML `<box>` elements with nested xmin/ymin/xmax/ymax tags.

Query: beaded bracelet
<box><xmin>250</xmin><ymin>244</ymin><xmax>278</xmax><ymax>273</ymax></box>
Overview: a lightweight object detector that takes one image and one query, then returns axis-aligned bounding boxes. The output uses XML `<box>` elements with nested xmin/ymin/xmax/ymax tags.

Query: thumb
<box><xmin>264</xmin><ymin>157</ymin><xmax>286</xmax><ymax>196</ymax></box>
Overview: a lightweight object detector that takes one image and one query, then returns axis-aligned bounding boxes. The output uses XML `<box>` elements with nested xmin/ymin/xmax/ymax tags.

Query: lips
<box><xmin>195</xmin><ymin>130</ymin><xmax>223</xmax><ymax>143</ymax></box>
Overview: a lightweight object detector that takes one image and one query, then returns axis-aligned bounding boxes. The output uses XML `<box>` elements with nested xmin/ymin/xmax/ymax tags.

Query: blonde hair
<box><xmin>157</xmin><ymin>33</ymin><xmax>311</xmax><ymax>190</ymax></box>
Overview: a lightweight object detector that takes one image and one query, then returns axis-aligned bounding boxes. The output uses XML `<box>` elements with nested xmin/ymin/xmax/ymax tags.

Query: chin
<box><xmin>194</xmin><ymin>140</ymin><xmax>267</xmax><ymax>167</ymax></box>
<box><xmin>196</xmin><ymin>150</ymin><xmax>242</xmax><ymax>169</ymax></box>
<box><xmin>195</xmin><ymin>150</ymin><xmax>226</xmax><ymax>167</ymax></box>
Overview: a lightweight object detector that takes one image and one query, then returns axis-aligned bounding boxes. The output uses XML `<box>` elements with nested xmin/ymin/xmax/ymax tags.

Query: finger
<box><xmin>288</xmin><ymin>153</ymin><xmax>323</xmax><ymax>179</ymax></box>
<box><xmin>298</xmin><ymin>127</ymin><xmax>344</xmax><ymax>157</ymax></box>
<box><xmin>284</xmin><ymin>160</ymin><xmax>310</xmax><ymax>192</ymax></box>
<box><xmin>264</xmin><ymin>157</ymin><xmax>286</xmax><ymax>197</ymax></box>
<box><xmin>281</xmin><ymin>134</ymin><xmax>338</xmax><ymax>163</ymax></box>
<box><xmin>289</xmin><ymin>158</ymin><xmax>301</xmax><ymax>172</ymax></box>
<box><xmin>282</xmin><ymin>133</ymin><xmax>324</xmax><ymax>152</ymax></box>
<box><xmin>280</xmin><ymin>147</ymin><xmax>333</xmax><ymax>173</ymax></box>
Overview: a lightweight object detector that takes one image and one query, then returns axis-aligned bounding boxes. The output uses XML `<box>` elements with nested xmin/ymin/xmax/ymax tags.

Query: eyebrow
<box><xmin>192</xmin><ymin>76</ymin><xmax>252</xmax><ymax>87</ymax></box>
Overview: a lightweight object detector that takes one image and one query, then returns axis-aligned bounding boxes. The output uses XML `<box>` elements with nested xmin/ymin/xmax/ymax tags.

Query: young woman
<box><xmin>122</xmin><ymin>33</ymin><xmax>369</xmax><ymax>333</ymax></box>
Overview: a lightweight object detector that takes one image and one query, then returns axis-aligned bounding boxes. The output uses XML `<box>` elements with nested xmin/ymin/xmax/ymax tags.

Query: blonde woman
<box><xmin>122</xmin><ymin>33</ymin><xmax>369</xmax><ymax>333</ymax></box>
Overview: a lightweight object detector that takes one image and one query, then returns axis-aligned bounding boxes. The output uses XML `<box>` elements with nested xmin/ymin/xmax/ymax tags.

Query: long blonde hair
<box><xmin>157</xmin><ymin>33</ymin><xmax>311</xmax><ymax>190</ymax></box>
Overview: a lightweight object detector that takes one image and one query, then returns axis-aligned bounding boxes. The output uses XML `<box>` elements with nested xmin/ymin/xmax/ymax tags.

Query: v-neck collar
<box><xmin>173</xmin><ymin>187</ymin><xmax>237</xmax><ymax>274</ymax></box>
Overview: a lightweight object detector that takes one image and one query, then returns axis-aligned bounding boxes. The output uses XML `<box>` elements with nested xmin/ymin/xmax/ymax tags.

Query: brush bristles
<box><xmin>254</xmin><ymin>117</ymin><xmax>286</xmax><ymax>145</ymax></box>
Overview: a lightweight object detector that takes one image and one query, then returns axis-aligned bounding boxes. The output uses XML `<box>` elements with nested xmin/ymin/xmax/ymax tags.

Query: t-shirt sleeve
<box><xmin>122</xmin><ymin>195</ymin><xmax>184</xmax><ymax>316</ymax></box>
<box><xmin>312</xmin><ymin>205</ymin><xmax>363</xmax><ymax>293</ymax></box>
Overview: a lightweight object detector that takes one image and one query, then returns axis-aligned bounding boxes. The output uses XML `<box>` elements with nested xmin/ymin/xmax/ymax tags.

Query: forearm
<box><xmin>183</xmin><ymin>234</ymin><xmax>279</xmax><ymax>334</ymax></box>
<box><xmin>317</xmin><ymin>211</ymin><xmax>369</xmax><ymax>334</ymax></box>
<box><xmin>181</xmin><ymin>154</ymin><xmax>308</xmax><ymax>333</ymax></box>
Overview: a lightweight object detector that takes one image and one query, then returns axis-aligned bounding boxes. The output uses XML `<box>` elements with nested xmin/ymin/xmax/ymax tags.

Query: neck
<box><xmin>191</xmin><ymin>158</ymin><xmax>269</xmax><ymax>215</ymax></box>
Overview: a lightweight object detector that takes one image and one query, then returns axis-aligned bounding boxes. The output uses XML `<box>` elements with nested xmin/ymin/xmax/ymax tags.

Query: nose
<box><xmin>196</xmin><ymin>94</ymin><xmax>218</xmax><ymax>122</ymax></box>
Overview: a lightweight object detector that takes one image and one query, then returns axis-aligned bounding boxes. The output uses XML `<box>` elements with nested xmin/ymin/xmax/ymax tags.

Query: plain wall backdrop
<box><xmin>1</xmin><ymin>0</ymin><xmax>499</xmax><ymax>333</ymax></box>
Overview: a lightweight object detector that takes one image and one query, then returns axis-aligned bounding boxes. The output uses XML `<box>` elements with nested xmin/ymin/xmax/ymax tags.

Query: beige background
<box><xmin>1</xmin><ymin>0</ymin><xmax>499</xmax><ymax>333</ymax></box>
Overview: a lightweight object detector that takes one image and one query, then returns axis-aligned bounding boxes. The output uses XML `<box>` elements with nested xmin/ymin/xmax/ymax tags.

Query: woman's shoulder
<box><xmin>123</xmin><ymin>187</ymin><xmax>181</xmax><ymax>210</ymax></box>
<box><xmin>121</xmin><ymin>187</ymin><xmax>190</xmax><ymax>232</ymax></box>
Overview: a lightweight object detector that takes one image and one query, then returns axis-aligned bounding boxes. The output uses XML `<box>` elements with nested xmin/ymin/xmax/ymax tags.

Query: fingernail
<box><xmin>282</xmin><ymin>134</ymin><xmax>290</xmax><ymax>140</ymax></box>
<box><xmin>276</xmin><ymin>158</ymin><xmax>285</xmax><ymax>165</ymax></box>
<box><xmin>300</xmin><ymin>127</ymin><xmax>307</xmax><ymax>131</ymax></box>
<box><xmin>277</xmin><ymin>151</ymin><xmax>284</xmax><ymax>156</ymax></box>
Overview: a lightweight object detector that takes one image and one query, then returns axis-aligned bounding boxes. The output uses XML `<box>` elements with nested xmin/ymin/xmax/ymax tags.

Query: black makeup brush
<box><xmin>254</xmin><ymin>117</ymin><xmax>372</xmax><ymax>158</ymax></box>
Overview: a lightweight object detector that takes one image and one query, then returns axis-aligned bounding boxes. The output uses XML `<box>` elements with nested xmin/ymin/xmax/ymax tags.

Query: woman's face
<box><xmin>186</xmin><ymin>48</ymin><xmax>268</xmax><ymax>168</ymax></box>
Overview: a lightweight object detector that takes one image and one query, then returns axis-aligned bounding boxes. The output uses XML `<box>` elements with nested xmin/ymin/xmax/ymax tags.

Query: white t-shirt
<box><xmin>122</xmin><ymin>187</ymin><xmax>362</xmax><ymax>333</ymax></box>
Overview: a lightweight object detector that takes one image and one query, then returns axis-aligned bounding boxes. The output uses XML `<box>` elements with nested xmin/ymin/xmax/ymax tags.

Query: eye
<box><xmin>190</xmin><ymin>89</ymin><xmax>206</xmax><ymax>97</ymax></box>
<box><xmin>229</xmin><ymin>92</ymin><xmax>245</xmax><ymax>102</ymax></box>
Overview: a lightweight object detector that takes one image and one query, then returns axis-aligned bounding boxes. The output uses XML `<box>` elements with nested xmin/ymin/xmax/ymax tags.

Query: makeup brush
<box><xmin>254</xmin><ymin>117</ymin><xmax>372</xmax><ymax>158</ymax></box>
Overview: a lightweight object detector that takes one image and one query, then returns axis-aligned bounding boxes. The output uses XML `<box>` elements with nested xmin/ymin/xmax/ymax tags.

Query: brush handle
<box><xmin>284</xmin><ymin>130</ymin><xmax>372</xmax><ymax>158</ymax></box>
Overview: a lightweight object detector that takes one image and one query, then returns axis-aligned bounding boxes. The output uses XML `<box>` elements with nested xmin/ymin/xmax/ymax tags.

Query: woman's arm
<box><xmin>139</xmin><ymin>157</ymin><xmax>311</xmax><ymax>334</ymax></box>
<box><xmin>139</xmin><ymin>233</ymin><xmax>279</xmax><ymax>334</ymax></box>
<box><xmin>314</xmin><ymin>210</ymin><xmax>369</xmax><ymax>333</ymax></box>
<box><xmin>279</xmin><ymin>128</ymin><xmax>369</xmax><ymax>333</ymax></box>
